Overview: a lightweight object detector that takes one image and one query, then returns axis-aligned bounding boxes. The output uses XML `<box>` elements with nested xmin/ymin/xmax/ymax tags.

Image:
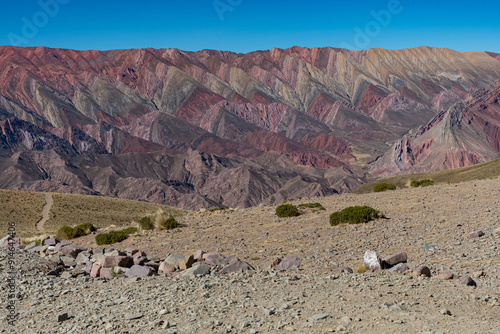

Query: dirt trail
<box><xmin>36</xmin><ymin>192</ymin><xmax>52</xmax><ymax>232</ymax></box>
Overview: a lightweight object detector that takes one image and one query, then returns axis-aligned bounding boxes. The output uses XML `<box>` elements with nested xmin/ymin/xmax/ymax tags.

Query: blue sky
<box><xmin>0</xmin><ymin>0</ymin><xmax>499</xmax><ymax>53</ymax></box>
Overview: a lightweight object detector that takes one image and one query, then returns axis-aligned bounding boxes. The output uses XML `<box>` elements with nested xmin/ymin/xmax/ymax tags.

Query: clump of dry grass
<box><xmin>136</xmin><ymin>208</ymin><xmax>186</xmax><ymax>231</ymax></box>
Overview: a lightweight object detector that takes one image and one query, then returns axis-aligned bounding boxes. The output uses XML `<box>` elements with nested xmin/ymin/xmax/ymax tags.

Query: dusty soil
<box><xmin>1</xmin><ymin>178</ymin><xmax>499</xmax><ymax>333</ymax></box>
<box><xmin>36</xmin><ymin>192</ymin><xmax>52</xmax><ymax>232</ymax></box>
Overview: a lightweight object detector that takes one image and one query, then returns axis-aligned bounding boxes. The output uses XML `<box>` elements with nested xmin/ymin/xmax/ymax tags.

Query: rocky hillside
<box><xmin>1</xmin><ymin>46</ymin><xmax>500</xmax><ymax>208</ymax></box>
<box><xmin>372</xmin><ymin>82</ymin><xmax>500</xmax><ymax>175</ymax></box>
<box><xmin>1</xmin><ymin>177</ymin><xmax>500</xmax><ymax>333</ymax></box>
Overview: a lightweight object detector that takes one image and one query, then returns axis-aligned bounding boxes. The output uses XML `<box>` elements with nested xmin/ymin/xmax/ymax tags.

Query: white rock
<box><xmin>363</xmin><ymin>250</ymin><xmax>382</xmax><ymax>271</ymax></box>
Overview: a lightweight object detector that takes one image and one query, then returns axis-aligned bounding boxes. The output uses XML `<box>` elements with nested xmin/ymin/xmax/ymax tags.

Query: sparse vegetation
<box><xmin>95</xmin><ymin>227</ymin><xmax>137</xmax><ymax>245</ymax></box>
<box><xmin>44</xmin><ymin>192</ymin><xmax>188</xmax><ymax>236</ymax></box>
<box><xmin>57</xmin><ymin>226</ymin><xmax>76</xmax><ymax>240</ymax></box>
<box><xmin>57</xmin><ymin>223</ymin><xmax>97</xmax><ymax>240</ymax></box>
<box><xmin>276</xmin><ymin>204</ymin><xmax>300</xmax><ymax>218</ymax></box>
<box><xmin>120</xmin><ymin>227</ymin><xmax>138</xmax><ymax>235</ymax></box>
<box><xmin>373</xmin><ymin>183</ymin><xmax>396</xmax><ymax>192</ymax></box>
<box><xmin>355</xmin><ymin>264</ymin><xmax>367</xmax><ymax>274</ymax></box>
<box><xmin>298</xmin><ymin>202</ymin><xmax>326</xmax><ymax>210</ymax></box>
<box><xmin>161</xmin><ymin>215</ymin><xmax>184</xmax><ymax>230</ymax></box>
<box><xmin>208</xmin><ymin>207</ymin><xmax>226</xmax><ymax>212</ymax></box>
<box><xmin>354</xmin><ymin>157</ymin><xmax>500</xmax><ymax>194</ymax></box>
<box><xmin>410</xmin><ymin>179</ymin><xmax>435</xmax><ymax>187</ymax></box>
<box><xmin>139</xmin><ymin>216</ymin><xmax>155</xmax><ymax>230</ymax></box>
<box><xmin>329</xmin><ymin>206</ymin><xmax>384</xmax><ymax>226</ymax></box>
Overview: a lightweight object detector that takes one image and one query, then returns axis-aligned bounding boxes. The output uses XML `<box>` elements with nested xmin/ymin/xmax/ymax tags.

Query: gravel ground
<box><xmin>1</xmin><ymin>178</ymin><xmax>499</xmax><ymax>333</ymax></box>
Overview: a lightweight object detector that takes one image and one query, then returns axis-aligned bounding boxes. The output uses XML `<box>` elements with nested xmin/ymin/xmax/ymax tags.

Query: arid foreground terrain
<box><xmin>1</xmin><ymin>177</ymin><xmax>500</xmax><ymax>333</ymax></box>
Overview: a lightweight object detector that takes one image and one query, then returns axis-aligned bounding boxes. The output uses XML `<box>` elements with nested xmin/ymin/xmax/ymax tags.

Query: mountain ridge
<box><xmin>0</xmin><ymin>45</ymin><xmax>499</xmax><ymax>208</ymax></box>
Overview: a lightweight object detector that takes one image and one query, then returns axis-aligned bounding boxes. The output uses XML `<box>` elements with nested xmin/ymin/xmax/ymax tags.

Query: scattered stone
<box><xmin>277</xmin><ymin>256</ymin><xmax>301</xmax><ymax>270</ymax></box>
<box><xmin>382</xmin><ymin>252</ymin><xmax>407</xmax><ymax>266</ymax></box>
<box><xmin>60</xmin><ymin>271</ymin><xmax>73</xmax><ymax>279</ymax></box>
<box><xmin>387</xmin><ymin>263</ymin><xmax>409</xmax><ymax>273</ymax></box>
<box><xmin>458</xmin><ymin>276</ymin><xmax>477</xmax><ymax>287</ymax></box>
<box><xmin>27</xmin><ymin>246</ymin><xmax>42</xmax><ymax>253</ymax></box>
<box><xmin>60</xmin><ymin>256</ymin><xmax>76</xmax><ymax>267</ymax></box>
<box><xmin>220</xmin><ymin>261</ymin><xmax>255</xmax><ymax>274</ymax></box>
<box><xmin>267</xmin><ymin>257</ymin><xmax>282</xmax><ymax>269</ymax></box>
<box><xmin>133</xmin><ymin>251</ymin><xmax>147</xmax><ymax>258</ymax></box>
<box><xmin>414</xmin><ymin>265</ymin><xmax>431</xmax><ymax>277</ymax></box>
<box><xmin>90</xmin><ymin>264</ymin><xmax>101</xmax><ymax>278</ymax></box>
<box><xmin>262</xmin><ymin>307</ymin><xmax>274</xmax><ymax>316</ymax></box>
<box><xmin>469</xmin><ymin>230</ymin><xmax>485</xmax><ymax>239</ymax></box>
<box><xmin>125</xmin><ymin>265</ymin><xmax>154</xmax><ymax>277</ymax></box>
<box><xmin>194</xmin><ymin>250</ymin><xmax>206</xmax><ymax>260</ymax></box>
<box><xmin>473</xmin><ymin>270</ymin><xmax>484</xmax><ymax>278</ymax></box>
<box><xmin>75</xmin><ymin>251</ymin><xmax>91</xmax><ymax>265</ymax></box>
<box><xmin>165</xmin><ymin>254</ymin><xmax>187</xmax><ymax>269</ymax></box>
<box><xmin>423</xmin><ymin>242</ymin><xmax>439</xmax><ymax>251</ymax></box>
<box><xmin>2</xmin><ymin>237</ymin><xmax>21</xmax><ymax>248</ymax></box>
<box><xmin>53</xmin><ymin>242</ymin><xmax>70</xmax><ymax>253</ymax></box>
<box><xmin>440</xmin><ymin>308</ymin><xmax>452</xmax><ymax>316</ymax></box>
<box><xmin>59</xmin><ymin>245</ymin><xmax>86</xmax><ymax>258</ymax></box>
<box><xmin>494</xmin><ymin>226</ymin><xmax>500</xmax><ymax>235</ymax></box>
<box><xmin>223</xmin><ymin>254</ymin><xmax>239</xmax><ymax>266</ymax></box>
<box><xmin>57</xmin><ymin>313</ymin><xmax>69</xmax><ymax>322</ymax></box>
<box><xmin>310</xmin><ymin>313</ymin><xmax>330</xmax><ymax>321</ymax></box>
<box><xmin>435</xmin><ymin>272</ymin><xmax>456</xmax><ymax>280</ymax></box>
<box><xmin>126</xmin><ymin>313</ymin><xmax>143</xmax><ymax>320</ymax></box>
<box><xmin>46</xmin><ymin>268</ymin><xmax>60</xmax><ymax>276</ymax></box>
<box><xmin>179</xmin><ymin>255</ymin><xmax>194</xmax><ymax>270</ymax></box>
<box><xmin>43</xmin><ymin>238</ymin><xmax>59</xmax><ymax>246</ymax></box>
<box><xmin>181</xmin><ymin>263</ymin><xmax>211</xmax><ymax>277</ymax></box>
<box><xmin>336</xmin><ymin>325</ymin><xmax>347</xmax><ymax>331</ymax></box>
<box><xmin>363</xmin><ymin>250</ymin><xmax>381</xmax><ymax>271</ymax></box>
<box><xmin>333</xmin><ymin>267</ymin><xmax>353</xmax><ymax>274</ymax></box>
<box><xmin>100</xmin><ymin>267</ymin><xmax>113</xmax><ymax>279</ymax></box>
<box><xmin>133</xmin><ymin>256</ymin><xmax>148</xmax><ymax>265</ymax></box>
<box><xmin>144</xmin><ymin>261</ymin><xmax>160</xmax><ymax>272</ymax></box>
<box><xmin>204</xmin><ymin>252</ymin><xmax>226</xmax><ymax>266</ymax></box>
<box><xmin>0</xmin><ymin>235</ymin><xmax>10</xmax><ymax>246</ymax></box>
<box><xmin>24</xmin><ymin>241</ymin><xmax>37</xmax><ymax>250</ymax></box>
<box><xmin>113</xmin><ymin>267</ymin><xmax>128</xmax><ymax>276</ymax></box>
<box><xmin>159</xmin><ymin>262</ymin><xmax>176</xmax><ymax>273</ymax></box>
<box><xmin>125</xmin><ymin>248</ymin><xmax>139</xmax><ymax>255</ymax></box>
<box><xmin>340</xmin><ymin>316</ymin><xmax>352</xmax><ymax>324</ymax></box>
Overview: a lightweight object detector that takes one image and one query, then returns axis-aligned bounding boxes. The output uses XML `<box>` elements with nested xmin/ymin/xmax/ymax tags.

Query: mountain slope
<box><xmin>1</xmin><ymin>46</ymin><xmax>500</xmax><ymax>208</ymax></box>
<box><xmin>372</xmin><ymin>82</ymin><xmax>500</xmax><ymax>175</ymax></box>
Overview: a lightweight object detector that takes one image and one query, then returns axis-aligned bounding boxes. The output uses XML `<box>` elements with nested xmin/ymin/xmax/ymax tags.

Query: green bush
<box><xmin>120</xmin><ymin>227</ymin><xmax>138</xmax><ymax>235</ymax></box>
<box><xmin>71</xmin><ymin>227</ymin><xmax>87</xmax><ymax>238</ymax></box>
<box><xmin>329</xmin><ymin>206</ymin><xmax>384</xmax><ymax>226</ymax></box>
<box><xmin>298</xmin><ymin>202</ymin><xmax>326</xmax><ymax>210</ymax></box>
<box><xmin>74</xmin><ymin>223</ymin><xmax>96</xmax><ymax>234</ymax></box>
<box><xmin>95</xmin><ymin>231</ymin><xmax>128</xmax><ymax>245</ymax></box>
<box><xmin>276</xmin><ymin>204</ymin><xmax>300</xmax><ymax>218</ymax></box>
<box><xmin>95</xmin><ymin>227</ymin><xmax>137</xmax><ymax>245</ymax></box>
<box><xmin>57</xmin><ymin>226</ymin><xmax>75</xmax><ymax>240</ymax></box>
<box><xmin>161</xmin><ymin>215</ymin><xmax>184</xmax><ymax>230</ymax></box>
<box><xmin>410</xmin><ymin>179</ymin><xmax>435</xmax><ymax>187</ymax></box>
<box><xmin>57</xmin><ymin>223</ymin><xmax>97</xmax><ymax>240</ymax></box>
<box><xmin>208</xmin><ymin>207</ymin><xmax>226</xmax><ymax>212</ymax></box>
<box><xmin>373</xmin><ymin>183</ymin><xmax>396</xmax><ymax>192</ymax></box>
<box><xmin>139</xmin><ymin>216</ymin><xmax>155</xmax><ymax>230</ymax></box>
